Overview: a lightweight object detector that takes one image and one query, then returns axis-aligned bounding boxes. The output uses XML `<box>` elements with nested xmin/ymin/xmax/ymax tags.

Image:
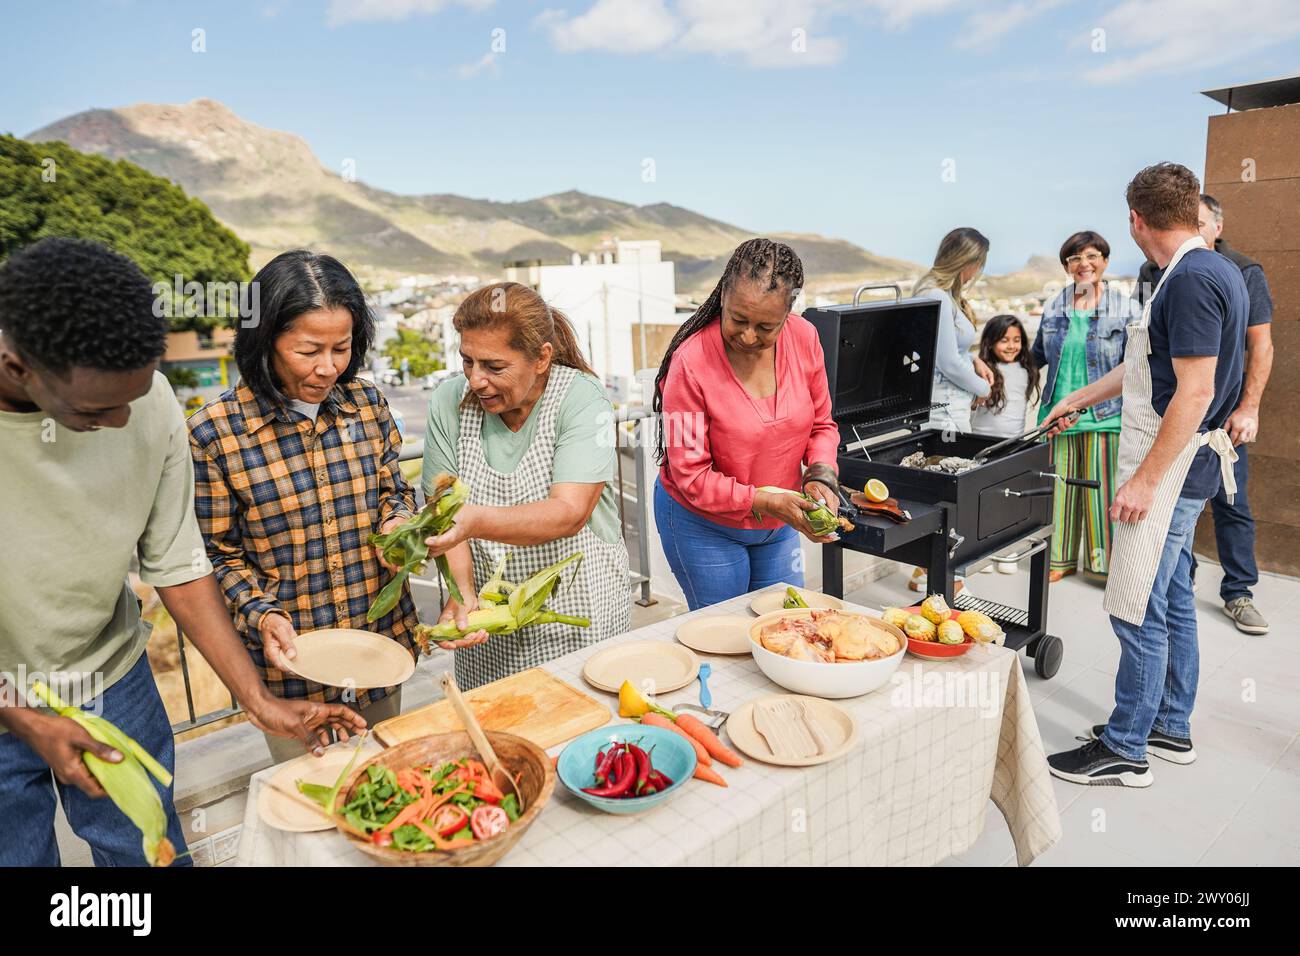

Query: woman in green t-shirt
<box><xmin>1030</xmin><ymin>231</ymin><xmax>1139</xmax><ymax>581</ymax></box>
<box><xmin>420</xmin><ymin>282</ymin><xmax>631</xmax><ymax>689</ymax></box>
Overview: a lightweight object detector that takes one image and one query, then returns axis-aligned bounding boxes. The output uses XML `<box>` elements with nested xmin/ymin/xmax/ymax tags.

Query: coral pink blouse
<box><xmin>658</xmin><ymin>314</ymin><xmax>840</xmax><ymax>530</ymax></box>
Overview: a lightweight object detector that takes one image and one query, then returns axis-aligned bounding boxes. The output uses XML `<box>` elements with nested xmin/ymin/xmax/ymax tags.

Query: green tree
<box><xmin>0</xmin><ymin>134</ymin><xmax>251</xmax><ymax>331</ymax></box>
<box><xmin>381</xmin><ymin>327</ymin><xmax>444</xmax><ymax>378</ymax></box>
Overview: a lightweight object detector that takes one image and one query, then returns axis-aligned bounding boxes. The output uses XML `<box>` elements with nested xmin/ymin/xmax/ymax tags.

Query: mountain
<box><xmin>25</xmin><ymin>99</ymin><xmax>920</xmax><ymax>295</ymax></box>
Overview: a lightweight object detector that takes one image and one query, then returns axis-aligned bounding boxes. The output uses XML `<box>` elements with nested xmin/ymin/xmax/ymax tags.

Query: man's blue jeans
<box><xmin>655</xmin><ymin>479</ymin><xmax>803</xmax><ymax>611</ymax></box>
<box><xmin>1102</xmin><ymin>496</ymin><xmax>1207</xmax><ymax>761</ymax></box>
<box><xmin>1209</xmin><ymin>444</ymin><xmax>1258</xmax><ymax>602</ymax></box>
<box><xmin>0</xmin><ymin>652</ymin><xmax>191</xmax><ymax>866</ymax></box>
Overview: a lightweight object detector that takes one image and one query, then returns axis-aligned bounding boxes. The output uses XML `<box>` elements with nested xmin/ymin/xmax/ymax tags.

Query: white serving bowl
<box><xmin>748</xmin><ymin>609</ymin><xmax>906</xmax><ymax>699</ymax></box>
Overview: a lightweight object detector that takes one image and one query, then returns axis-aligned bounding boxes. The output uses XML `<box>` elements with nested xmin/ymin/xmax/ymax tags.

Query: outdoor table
<box><xmin>236</xmin><ymin>589</ymin><xmax>1061</xmax><ymax>866</ymax></box>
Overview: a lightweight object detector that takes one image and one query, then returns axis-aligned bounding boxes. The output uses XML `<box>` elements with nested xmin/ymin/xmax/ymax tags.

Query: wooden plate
<box><xmin>285</xmin><ymin>628</ymin><xmax>416</xmax><ymax>689</ymax></box>
<box><xmin>256</xmin><ymin>741</ymin><xmax>382</xmax><ymax>833</ymax></box>
<box><xmin>727</xmin><ymin>695</ymin><xmax>857</xmax><ymax>767</ymax></box>
<box><xmin>749</xmin><ymin>586</ymin><xmax>845</xmax><ymax>616</ymax></box>
<box><xmin>582</xmin><ymin>641</ymin><xmax>700</xmax><ymax>695</ymax></box>
<box><xmin>675</xmin><ymin>614</ymin><xmax>752</xmax><ymax>655</ymax></box>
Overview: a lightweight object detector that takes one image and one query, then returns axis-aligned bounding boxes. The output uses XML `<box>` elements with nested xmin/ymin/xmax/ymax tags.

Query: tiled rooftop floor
<box><xmin>843</xmin><ymin>560</ymin><xmax>1300</xmax><ymax>866</ymax></box>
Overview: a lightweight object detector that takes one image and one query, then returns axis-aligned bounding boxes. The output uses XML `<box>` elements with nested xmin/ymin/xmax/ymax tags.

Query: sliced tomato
<box><xmin>430</xmin><ymin>803</ymin><xmax>468</xmax><ymax>838</ymax></box>
<box><xmin>470</xmin><ymin>805</ymin><xmax>509</xmax><ymax>840</ymax></box>
<box><xmin>472</xmin><ymin>774</ymin><xmax>504</xmax><ymax>804</ymax></box>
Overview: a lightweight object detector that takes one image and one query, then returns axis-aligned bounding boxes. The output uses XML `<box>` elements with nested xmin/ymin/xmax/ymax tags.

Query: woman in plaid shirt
<box><xmin>188</xmin><ymin>251</ymin><xmax>417</xmax><ymax>762</ymax></box>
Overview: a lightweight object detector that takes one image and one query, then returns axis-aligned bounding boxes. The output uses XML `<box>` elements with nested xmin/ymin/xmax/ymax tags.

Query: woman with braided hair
<box><xmin>652</xmin><ymin>239</ymin><xmax>841</xmax><ymax>610</ymax></box>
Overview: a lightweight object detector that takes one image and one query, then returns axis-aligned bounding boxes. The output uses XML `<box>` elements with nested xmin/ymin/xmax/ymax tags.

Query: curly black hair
<box><xmin>234</xmin><ymin>250</ymin><xmax>374</xmax><ymax>407</ymax></box>
<box><xmin>0</xmin><ymin>237</ymin><xmax>165</xmax><ymax>372</ymax></box>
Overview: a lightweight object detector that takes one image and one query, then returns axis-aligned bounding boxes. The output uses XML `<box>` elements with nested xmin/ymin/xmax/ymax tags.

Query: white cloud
<box><xmin>953</xmin><ymin>0</ymin><xmax>1061</xmax><ymax>50</ymax></box>
<box><xmin>458</xmin><ymin>52</ymin><xmax>500</xmax><ymax>77</ymax></box>
<box><xmin>327</xmin><ymin>0</ymin><xmax>491</xmax><ymax>27</ymax></box>
<box><xmin>540</xmin><ymin>0</ymin><xmax>846</xmax><ymax>66</ymax></box>
<box><xmin>1081</xmin><ymin>0</ymin><xmax>1300</xmax><ymax>84</ymax></box>
<box><xmin>541</xmin><ymin>0</ymin><xmax>679</xmax><ymax>54</ymax></box>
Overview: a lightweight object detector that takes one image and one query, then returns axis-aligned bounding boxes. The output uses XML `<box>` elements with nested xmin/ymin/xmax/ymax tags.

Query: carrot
<box><xmin>675</xmin><ymin>713</ymin><xmax>743</xmax><ymax>768</ymax></box>
<box><xmin>641</xmin><ymin>712</ymin><xmax>710</xmax><ymax>766</ymax></box>
<box><xmin>551</xmin><ymin>754</ymin><xmax>560</xmax><ymax>769</ymax></box>
<box><xmin>381</xmin><ymin>796</ymin><xmax>431</xmax><ymax>834</ymax></box>
<box><xmin>693</xmin><ymin>763</ymin><xmax>728</xmax><ymax>787</ymax></box>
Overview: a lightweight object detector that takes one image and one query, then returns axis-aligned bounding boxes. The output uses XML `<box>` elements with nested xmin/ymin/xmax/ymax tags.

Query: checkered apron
<box><xmin>1103</xmin><ymin>236</ymin><xmax>1238</xmax><ymax>625</ymax></box>
<box><xmin>453</xmin><ymin>364</ymin><xmax>631</xmax><ymax>689</ymax></box>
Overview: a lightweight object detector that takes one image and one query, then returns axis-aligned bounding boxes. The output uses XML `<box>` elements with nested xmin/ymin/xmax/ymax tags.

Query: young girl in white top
<box><xmin>970</xmin><ymin>314</ymin><xmax>1040</xmax><ymax>438</ymax></box>
<box><xmin>970</xmin><ymin>314</ymin><xmax>1042</xmax><ymax>574</ymax></box>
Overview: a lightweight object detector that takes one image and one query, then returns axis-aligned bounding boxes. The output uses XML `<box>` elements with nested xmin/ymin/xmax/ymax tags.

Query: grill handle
<box><xmin>1003</xmin><ymin>487</ymin><xmax>1054</xmax><ymax>499</ymax></box>
<box><xmin>852</xmin><ymin>283</ymin><xmax>903</xmax><ymax>306</ymax></box>
<box><xmin>1039</xmin><ymin>471</ymin><xmax>1101</xmax><ymax>491</ymax></box>
<box><xmin>992</xmin><ymin>537</ymin><xmax>1050</xmax><ymax>562</ymax></box>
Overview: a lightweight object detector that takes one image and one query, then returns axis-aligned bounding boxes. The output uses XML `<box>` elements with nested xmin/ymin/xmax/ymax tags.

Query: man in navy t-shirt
<box><xmin>1042</xmin><ymin>162</ymin><xmax>1247</xmax><ymax>789</ymax></box>
<box><xmin>1145</xmin><ymin>248</ymin><xmax>1247</xmax><ymax>500</ymax></box>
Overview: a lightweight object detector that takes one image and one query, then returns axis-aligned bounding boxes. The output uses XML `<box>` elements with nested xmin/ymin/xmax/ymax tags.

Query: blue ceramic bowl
<box><xmin>557</xmin><ymin>724</ymin><xmax>697</xmax><ymax>815</ymax></box>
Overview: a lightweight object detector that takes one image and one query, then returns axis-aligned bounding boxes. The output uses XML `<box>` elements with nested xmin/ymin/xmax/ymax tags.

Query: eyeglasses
<box><xmin>1065</xmin><ymin>252</ymin><xmax>1105</xmax><ymax>266</ymax></box>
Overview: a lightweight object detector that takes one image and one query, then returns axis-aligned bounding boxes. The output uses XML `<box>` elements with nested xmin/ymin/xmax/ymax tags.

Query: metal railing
<box><xmin>168</xmin><ymin>410</ymin><xmax>658</xmax><ymax>733</ymax></box>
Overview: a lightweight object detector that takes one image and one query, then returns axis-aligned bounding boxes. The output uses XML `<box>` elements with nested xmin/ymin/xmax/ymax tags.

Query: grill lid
<box><xmin>804</xmin><ymin>288</ymin><xmax>945</xmax><ymax>437</ymax></box>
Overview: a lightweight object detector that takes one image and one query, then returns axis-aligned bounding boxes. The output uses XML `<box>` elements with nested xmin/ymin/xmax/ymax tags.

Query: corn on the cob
<box><xmin>756</xmin><ymin>487</ymin><xmax>853</xmax><ymax>535</ymax></box>
<box><xmin>28</xmin><ymin>680</ymin><xmax>175</xmax><ymax>867</ymax></box>
<box><xmin>413</xmin><ymin>552</ymin><xmax>589</xmax><ymax>650</ymax></box>
<box><xmin>783</xmin><ymin>586</ymin><xmax>810</xmax><ymax>609</ymax></box>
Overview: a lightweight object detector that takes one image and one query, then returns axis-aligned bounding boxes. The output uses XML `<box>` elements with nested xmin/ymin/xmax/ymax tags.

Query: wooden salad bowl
<box><xmin>334</xmin><ymin>731</ymin><xmax>555</xmax><ymax>867</ymax></box>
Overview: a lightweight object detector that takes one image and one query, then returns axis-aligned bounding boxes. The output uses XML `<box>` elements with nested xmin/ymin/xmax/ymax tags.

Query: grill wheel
<box><xmin>1033</xmin><ymin>634</ymin><xmax>1064</xmax><ymax>679</ymax></box>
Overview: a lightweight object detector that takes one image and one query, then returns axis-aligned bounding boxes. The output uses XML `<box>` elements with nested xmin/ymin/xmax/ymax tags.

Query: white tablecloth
<box><xmin>237</xmin><ymin>589</ymin><xmax>1061</xmax><ymax>867</ymax></box>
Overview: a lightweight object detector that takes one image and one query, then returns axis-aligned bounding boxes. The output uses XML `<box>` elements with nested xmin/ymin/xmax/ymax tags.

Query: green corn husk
<box><xmin>478</xmin><ymin>552</ymin><xmax>513</xmax><ymax>606</ymax></box>
<box><xmin>783</xmin><ymin>586</ymin><xmax>810</xmax><ymax>609</ymax></box>
<box><xmin>368</xmin><ymin>473</ymin><xmax>470</xmax><ymax>621</ymax></box>
<box><xmin>413</xmin><ymin>552</ymin><xmax>589</xmax><ymax>650</ymax></box>
<box><xmin>757</xmin><ymin>486</ymin><xmax>851</xmax><ymax>537</ymax></box>
<box><xmin>29</xmin><ymin>680</ymin><xmax>175</xmax><ymax>867</ymax></box>
<box><xmin>297</xmin><ymin>733</ymin><xmax>367</xmax><ymax>811</ymax></box>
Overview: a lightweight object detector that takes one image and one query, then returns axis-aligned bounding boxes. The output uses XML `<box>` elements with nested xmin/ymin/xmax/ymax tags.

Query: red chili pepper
<box><xmin>594</xmin><ymin>743</ymin><xmax>621</xmax><ymax>787</ymax></box>
<box><xmin>583</xmin><ymin>750</ymin><xmax>637</xmax><ymax>798</ymax></box>
<box><xmin>647</xmin><ymin>769</ymin><xmax>674</xmax><ymax>790</ymax></box>
<box><xmin>626</xmin><ymin>743</ymin><xmax>652</xmax><ymax>795</ymax></box>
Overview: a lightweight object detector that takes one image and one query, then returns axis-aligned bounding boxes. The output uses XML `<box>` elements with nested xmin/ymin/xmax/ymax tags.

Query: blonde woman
<box><xmin>909</xmin><ymin>228</ymin><xmax>996</xmax><ymax>592</ymax></box>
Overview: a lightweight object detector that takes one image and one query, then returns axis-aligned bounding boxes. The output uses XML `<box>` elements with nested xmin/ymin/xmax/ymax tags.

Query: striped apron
<box><xmin>452</xmin><ymin>364</ymin><xmax>631</xmax><ymax>689</ymax></box>
<box><xmin>1103</xmin><ymin>236</ymin><xmax>1239</xmax><ymax>625</ymax></box>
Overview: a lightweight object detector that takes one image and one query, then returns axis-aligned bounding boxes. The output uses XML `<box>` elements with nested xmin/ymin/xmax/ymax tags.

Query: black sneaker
<box><xmin>1048</xmin><ymin>738</ymin><xmax>1153</xmax><ymax>788</ymax></box>
<box><xmin>1088</xmin><ymin>724</ymin><xmax>1196</xmax><ymax>765</ymax></box>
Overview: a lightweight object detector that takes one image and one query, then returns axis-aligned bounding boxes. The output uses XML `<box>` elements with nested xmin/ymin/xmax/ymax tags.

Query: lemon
<box><xmin>618</xmin><ymin>679</ymin><xmax>655</xmax><ymax>718</ymax></box>
<box><xmin>864</xmin><ymin>478</ymin><xmax>889</xmax><ymax>503</ymax></box>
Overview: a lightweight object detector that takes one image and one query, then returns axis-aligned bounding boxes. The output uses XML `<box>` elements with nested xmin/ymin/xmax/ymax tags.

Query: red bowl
<box><xmin>902</xmin><ymin>605</ymin><xmax>973</xmax><ymax>659</ymax></box>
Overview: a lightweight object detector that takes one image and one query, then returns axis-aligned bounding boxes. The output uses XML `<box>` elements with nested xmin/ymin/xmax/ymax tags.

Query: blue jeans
<box><xmin>0</xmin><ymin>653</ymin><xmax>190</xmax><ymax>866</ymax></box>
<box><xmin>1191</xmin><ymin>445</ymin><xmax>1257</xmax><ymax>602</ymax></box>
<box><xmin>1102</xmin><ymin>496</ymin><xmax>1206</xmax><ymax>761</ymax></box>
<box><xmin>654</xmin><ymin>479</ymin><xmax>803</xmax><ymax>611</ymax></box>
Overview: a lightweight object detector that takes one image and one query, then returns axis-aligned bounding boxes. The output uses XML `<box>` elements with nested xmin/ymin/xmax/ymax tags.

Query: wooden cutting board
<box><xmin>373</xmin><ymin>668</ymin><xmax>612</xmax><ymax>750</ymax></box>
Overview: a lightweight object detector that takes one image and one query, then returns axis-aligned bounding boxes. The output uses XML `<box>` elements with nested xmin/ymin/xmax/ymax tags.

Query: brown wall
<box><xmin>1198</xmin><ymin>103</ymin><xmax>1300</xmax><ymax>576</ymax></box>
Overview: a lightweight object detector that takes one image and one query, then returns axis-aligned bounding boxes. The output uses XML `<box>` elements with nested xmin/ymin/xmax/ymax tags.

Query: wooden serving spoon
<box><xmin>440</xmin><ymin>671</ymin><xmax>526</xmax><ymax>812</ymax></box>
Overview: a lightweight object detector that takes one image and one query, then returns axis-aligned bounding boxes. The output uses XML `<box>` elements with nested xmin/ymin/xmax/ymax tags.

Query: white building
<box><xmin>505</xmin><ymin>239</ymin><xmax>680</xmax><ymax>404</ymax></box>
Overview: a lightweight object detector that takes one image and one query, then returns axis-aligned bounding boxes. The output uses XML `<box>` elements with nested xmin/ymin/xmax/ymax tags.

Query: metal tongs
<box><xmin>973</xmin><ymin>410</ymin><xmax>1080</xmax><ymax>464</ymax></box>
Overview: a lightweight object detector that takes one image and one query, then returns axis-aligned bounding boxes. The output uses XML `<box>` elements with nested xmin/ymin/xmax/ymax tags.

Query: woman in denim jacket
<box><xmin>1031</xmin><ymin>230</ymin><xmax>1137</xmax><ymax>582</ymax></box>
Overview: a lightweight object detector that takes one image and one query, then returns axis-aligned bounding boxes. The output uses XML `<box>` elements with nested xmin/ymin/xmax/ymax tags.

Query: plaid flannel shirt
<box><xmin>188</xmin><ymin>378</ymin><xmax>418</xmax><ymax>708</ymax></box>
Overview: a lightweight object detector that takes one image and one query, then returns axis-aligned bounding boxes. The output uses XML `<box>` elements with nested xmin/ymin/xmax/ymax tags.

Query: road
<box><xmin>377</xmin><ymin>381</ymin><xmax>434</xmax><ymax>442</ymax></box>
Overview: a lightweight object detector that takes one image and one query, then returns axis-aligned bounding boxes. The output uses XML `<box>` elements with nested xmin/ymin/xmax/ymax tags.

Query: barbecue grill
<box><xmin>807</xmin><ymin>285</ymin><xmax>1098</xmax><ymax>679</ymax></box>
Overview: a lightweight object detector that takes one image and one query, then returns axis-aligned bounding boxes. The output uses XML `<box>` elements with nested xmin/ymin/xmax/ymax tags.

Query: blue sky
<box><xmin>3</xmin><ymin>0</ymin><xmax>1299</xmax><ymax>273</ymax></box>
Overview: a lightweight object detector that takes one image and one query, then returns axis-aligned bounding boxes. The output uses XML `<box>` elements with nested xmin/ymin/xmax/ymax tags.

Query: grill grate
<box><xmin>839</xmin><ymin>399</ymin><xmax>946</xmax><ymax>427</ymax></box>
<box><xmin>953</xmin><ymin>593</ymin><xmax>1029</xmax><ymax>629</ymax></box>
